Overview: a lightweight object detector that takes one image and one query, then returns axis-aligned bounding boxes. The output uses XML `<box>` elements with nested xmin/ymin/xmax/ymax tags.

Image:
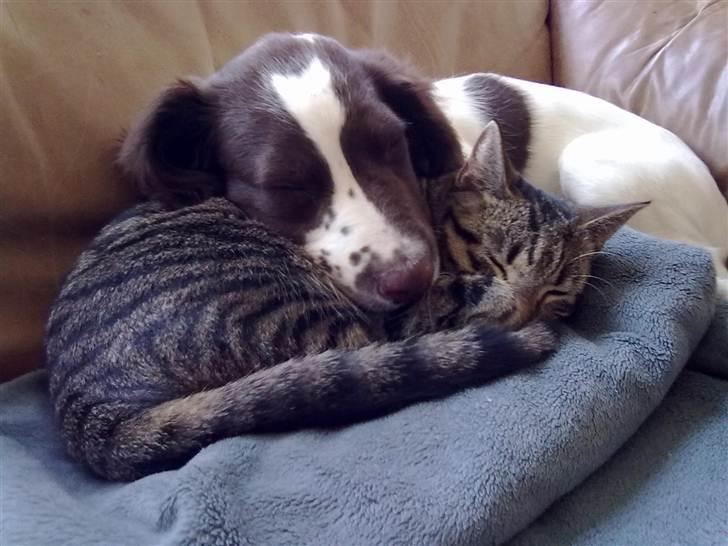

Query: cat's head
<box><xmin>429</xmin><ymin>121</ymin><xmax>649</xmax><ymax>328</ymax></box>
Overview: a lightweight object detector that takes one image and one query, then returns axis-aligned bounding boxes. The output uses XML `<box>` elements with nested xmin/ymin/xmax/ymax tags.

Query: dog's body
<box><xmin>121</xmin><ymin>33</ymin><xmax>728</xmax><ymax>303</ymax></box>
<box><xmin>433</xmin><ymin>73</ymin><xmax>728</xmax><ymax>297</ymax></box>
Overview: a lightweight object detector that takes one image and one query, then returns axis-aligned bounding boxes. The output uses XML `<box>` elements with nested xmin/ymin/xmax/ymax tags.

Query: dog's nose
<box><xmin>377</xmin><ymin>256</ymin><xmax>434</xmax><ymax>305</ymax></box>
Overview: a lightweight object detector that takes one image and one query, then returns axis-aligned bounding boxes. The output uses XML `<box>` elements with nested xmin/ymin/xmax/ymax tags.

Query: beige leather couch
<box><xmin>1</xmin><ymin>0</ymin><xmax>726</xmax><ymax>381</ymax></box>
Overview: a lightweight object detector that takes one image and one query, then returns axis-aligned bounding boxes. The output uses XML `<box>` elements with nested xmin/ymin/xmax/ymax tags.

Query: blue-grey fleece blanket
<box><xmin>1</xmin><ymin>229</ymin><xmax>725</xmax><ymax>546</ymax></box>
<box><xmin>511</xmin><ymin>300</ymin><xmax>728</xmax><ymax>546</ymax></box>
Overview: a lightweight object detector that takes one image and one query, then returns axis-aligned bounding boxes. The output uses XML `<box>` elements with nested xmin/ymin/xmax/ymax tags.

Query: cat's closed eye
<box><xmin>539</xmin><ymin>290</ymin><xmax>575</xmax><ymax>318</ymax></box>
<box><xmin>540</xmin><ymin>288</ymin><xmax>570</xmax><ymax>301</ymax></box>
<box><xmin>483</xmin><ymin>253</ymin><xmax>508</xmax><ymax>279</ymax></box>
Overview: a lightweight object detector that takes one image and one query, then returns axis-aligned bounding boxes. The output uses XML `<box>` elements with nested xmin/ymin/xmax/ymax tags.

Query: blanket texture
<box><xmin>0</xmin><ymin>229</ymin><xmax>720</xmax><ymax>546</ymax></box>
<box><xmin>510</xmin><ymin>371</ymin><xmax>728</xmax><ymax>546</ymax></box>
<box><xmin>510</xmin><ymin>301</ymin><xmax>728</xmax><ymax>546</ymax></box>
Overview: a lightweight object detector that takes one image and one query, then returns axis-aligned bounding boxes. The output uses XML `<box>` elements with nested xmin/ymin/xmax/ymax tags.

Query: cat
<box><xmin>45</xmin><ymin>121</ymin><xmax>646</xmax><ymax>481</ymax></box>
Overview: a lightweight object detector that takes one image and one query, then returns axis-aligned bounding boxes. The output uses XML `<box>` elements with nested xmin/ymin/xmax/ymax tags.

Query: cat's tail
<box><xmin>84</xmin><ymin>323</ymin><xmax>555</xmax><ymax>481</ymax></box>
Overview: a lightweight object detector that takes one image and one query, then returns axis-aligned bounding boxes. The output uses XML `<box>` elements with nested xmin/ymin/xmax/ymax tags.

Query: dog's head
<box><xmin>119</xmin><ymin>33</ymin><xmax>461</xmax><ymax>311</ymax></box>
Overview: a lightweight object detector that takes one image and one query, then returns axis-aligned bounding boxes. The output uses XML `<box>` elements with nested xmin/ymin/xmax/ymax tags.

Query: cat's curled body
<box><xmin>47</xmin><ymin>198</ymin><xmax>544</xmax><ymax>481</ymax></box>
<box><xmin>46</xmin><ymin>123</ymin><xmax>646</xmax><ymax>480</ymax></box>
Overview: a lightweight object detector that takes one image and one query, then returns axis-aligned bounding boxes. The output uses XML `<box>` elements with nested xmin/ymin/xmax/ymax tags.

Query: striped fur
<box><xmin>421</xmin><ymin>122</ymin><xmax>649</xmax><ymax>331</ymax></box>
<box><xmin>45</xmin><ymin>122</ymin><xmax>640</xmax><ymax>481</ymax></box>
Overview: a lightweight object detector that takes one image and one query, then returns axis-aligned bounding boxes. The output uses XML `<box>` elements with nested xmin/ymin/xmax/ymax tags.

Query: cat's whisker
<box><xmin>574</xmin><ymin>273</ymin><xmax>615</xmax><ymax>289</ymax></box>
<box><xmin>581</xmin><ymin>280</ymin><xmax>609</xmax><ymax>302</ymax></box>
<box><xmin>570</xmin><ymin>249</ymin><xmax>616</xmax><ymax>264</ymax></box>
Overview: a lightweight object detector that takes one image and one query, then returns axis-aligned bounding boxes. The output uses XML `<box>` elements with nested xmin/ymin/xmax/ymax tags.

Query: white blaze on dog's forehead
<box><xmin>270</xmin><ymin>57</ymin><xmax>424</xmax><ymax>290</ymax></box>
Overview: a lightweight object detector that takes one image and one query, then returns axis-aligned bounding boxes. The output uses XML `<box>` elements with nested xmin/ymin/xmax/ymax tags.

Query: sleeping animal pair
<box><xmin>52</xmin><ymin>31</ymin><xmax>719</xmax><ymax>481</ymax></box>
<box><xmin>46</xmin><ymin>119</ymin><xmax>643</xmax><ymax>480</ymax></box>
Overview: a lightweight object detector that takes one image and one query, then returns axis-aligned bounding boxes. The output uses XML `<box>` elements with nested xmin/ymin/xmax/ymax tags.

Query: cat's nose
<box><xmin>377</xmin><ymin>256</ymin><xmax>434</xmax><ymax>306</ymax></box>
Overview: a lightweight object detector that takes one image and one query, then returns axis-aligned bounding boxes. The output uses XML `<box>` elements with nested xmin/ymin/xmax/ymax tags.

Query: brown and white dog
<box><xmin>119</xmin><ymin>32</ymin><xmax>461</xmax><ymax>312</ymax></box>
<box><xmin>120</xmin><ymin>32</ymin><xmax>728</xmax><ymax>307</ymax></box>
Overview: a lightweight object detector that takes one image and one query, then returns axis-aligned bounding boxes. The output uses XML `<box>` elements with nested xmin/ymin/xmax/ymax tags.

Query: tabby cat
<box><xmin>46</xmin><ymin>122</ymin><xmax>646</xmax><ymax>481</ymax></box>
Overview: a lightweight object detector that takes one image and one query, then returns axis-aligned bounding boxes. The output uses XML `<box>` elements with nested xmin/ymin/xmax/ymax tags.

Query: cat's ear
<box><xmin>456</xmin><ymin>121</ymin><xmax>518</xmax><ymax>198</ymax></box>
<box><xmin>577</xmin><ymin>201</ymin><xmax>650</xmax><ymax>243</ymax></box>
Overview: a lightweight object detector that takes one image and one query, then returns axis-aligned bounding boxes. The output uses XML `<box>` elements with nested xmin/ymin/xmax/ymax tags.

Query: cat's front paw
<box><xmin>512</xmin><ymin>321</ymin><xmax>559</xmax><ymax>360</ymax></box>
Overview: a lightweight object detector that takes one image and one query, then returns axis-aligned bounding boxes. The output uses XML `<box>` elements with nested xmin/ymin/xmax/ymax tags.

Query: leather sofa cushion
<box><xmin>551</xmin><ymin>0</ymin><xmax>728</xmax><ymax>195</ymax></box>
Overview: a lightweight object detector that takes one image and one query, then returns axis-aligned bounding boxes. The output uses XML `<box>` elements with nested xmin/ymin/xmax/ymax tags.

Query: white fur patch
<box><xmin>295</xmin><ymin>33</ymin><xmax>318</xmax><ymax>43</ymax></box>
<box><xmin>503</xmin><ymin>77</ymin><xmax>646</xmax><ymax>194</ymax></box>
<box><xmin>508</xmin><ymin>78</ymin><xmax>728</xmax><ymax>290</ymax></box>
<box><xmin>432</xmin><ymin>76</ymin><xmax>484</xmax><ymax>159</ymax></box>
<box><xmin>270</xmin><ymin>57</ymin><xmax>426</xmax><ymax>294</ymax></box>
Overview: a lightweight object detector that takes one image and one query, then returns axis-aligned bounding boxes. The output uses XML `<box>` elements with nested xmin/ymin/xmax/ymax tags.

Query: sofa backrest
<box><xmin>551</xmin><ymin>0</ymin><xmax>728</xmax><ymax>195</ymax></box>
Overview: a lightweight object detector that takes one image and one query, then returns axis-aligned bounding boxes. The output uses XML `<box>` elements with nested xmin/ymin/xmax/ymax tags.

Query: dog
<box><xmin>432</xmin><ymin>73</ymin><xmax>728</xmax><ymax>298</ymax></box>
<box><xmin>119</xmin><ymin>32</ymin><xmax>462</xmax><ymax>312</ymax></box>
<box><xmin>120</xmin><ymin>32</ymin><xmax>728</xmax><ymax>306</ymax></box>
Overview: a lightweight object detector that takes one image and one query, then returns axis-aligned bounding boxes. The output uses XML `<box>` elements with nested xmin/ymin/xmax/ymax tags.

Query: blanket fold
<box><xmin>0</xmin><ymin>229</ymin><xmax>719</xmax><ymax>546</ymax></box>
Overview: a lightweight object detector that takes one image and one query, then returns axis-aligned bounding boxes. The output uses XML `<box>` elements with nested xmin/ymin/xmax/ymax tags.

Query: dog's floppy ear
<box><xmin>356</xmin><ymin>50</ymin><xmax>462</xmax><ymax>179</ymax></box>
<box><xmin>117</xmin><ymin>79</ymin><xmax>224</xmax><ymax>206</ymax></box>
